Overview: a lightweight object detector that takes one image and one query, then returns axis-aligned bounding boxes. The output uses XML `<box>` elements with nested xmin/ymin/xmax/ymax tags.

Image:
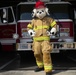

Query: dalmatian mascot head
<box><xmin>32</xmin><ymin>0</ymin><xmax>50</xmax><ymax>19</ymax></box>
<box><xmin>28</xmin><ymin>0</ymin><xmax>57</xmax><ymax>37</ymax></box>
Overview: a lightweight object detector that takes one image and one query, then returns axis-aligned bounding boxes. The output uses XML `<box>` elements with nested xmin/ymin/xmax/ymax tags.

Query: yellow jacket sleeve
<box><xmin>50</xmin><ymin>18</ymin><xmax>57</xmax><ymax>27</ymax></box>
<box><xmin>27</xmin><ymin>19</ymin><xmax>34</xmax><ymax>30</ymax></box>
<box><xmin>51</xmin><ymin>20</ymin><xmax>57</xmax><ymax>27</ymax></box>
<box><xmin>27</xmin><ymin>23</ymin><xmax>33</xmax><ymax>29</ymax></box>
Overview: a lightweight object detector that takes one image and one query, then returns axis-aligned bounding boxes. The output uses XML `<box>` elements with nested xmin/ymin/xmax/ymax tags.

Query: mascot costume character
<box><xmin>27</xmin><ymin>0</ymin><xmax>57</xmax><ymax>75</ymax></box>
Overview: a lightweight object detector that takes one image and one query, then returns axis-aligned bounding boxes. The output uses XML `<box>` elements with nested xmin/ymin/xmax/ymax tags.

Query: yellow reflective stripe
<box><xmin>37</xmin><ymin>26</ymin><xmax>49</xmax><ymax>29</ymax></box>
<box><xmin>27</xmin><ymin>24</ymin><xmax>33</xmax><ymax>29</ymax></box>
<box><xmin>33</xmin><ymin>27</ymin><xmax>37</xmax><ymax>31</ymax></box>
<box><xmin>44</xmin><ymin>65</ymin><xmax>53</xmax><ymax>70</ymax></box>
<box><xmin>33</xmin><ymin>25</ymin><xmax>49</xmax><ymax>30</ymax></box>
<box><xmin>37</xmin><ymin>62</ymin><xmax>44</xmax><ymax>67</ymax></box>
<box><xmin>33</xmin><ymin>36</ymin><xmax>50</xmax><ymax>41</ymax></box>
<box><xmin>51</xmin><ymin>20</ymin><xmax>56</xmax><ymax>27</ymax></box>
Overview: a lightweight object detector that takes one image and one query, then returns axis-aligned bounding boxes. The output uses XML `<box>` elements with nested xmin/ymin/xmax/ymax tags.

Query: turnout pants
<box><xmin>32</xmin><ymin>41</ymin><xmax>53</xmax><ymax>72</ymax></box>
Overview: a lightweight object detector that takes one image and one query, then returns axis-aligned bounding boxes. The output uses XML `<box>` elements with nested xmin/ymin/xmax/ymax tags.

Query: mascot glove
<box><xmin>50</xmin><ymin>28</ymin><xmax>56</xmax><ymax>35</ymax></box>
<box><xmin>28</xmin><ymin>29</ymin><xmax>35</xmax><ymax>37</ymax></box>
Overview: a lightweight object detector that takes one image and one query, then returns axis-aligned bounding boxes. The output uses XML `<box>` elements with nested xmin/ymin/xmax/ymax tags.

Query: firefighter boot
<box><xmin>46</xmin><ymin>72</ymin><xmax>52</xmax><ymax>75</ymax></box>
<box><xmin>34</xmin><ymin>66</ymin><xmax>44</xmax><ymax>72</ymax></box>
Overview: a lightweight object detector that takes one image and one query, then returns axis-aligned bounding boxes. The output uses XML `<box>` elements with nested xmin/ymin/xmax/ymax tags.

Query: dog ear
<box><xmin>45</xmin><ymin>8</ymin><xmax>50</xmax><ymax>15</ymax></box>
<box><xmin>32</xmin><ymin>9</ymin><xmax>37</xmax><ymax>18</ymax></box>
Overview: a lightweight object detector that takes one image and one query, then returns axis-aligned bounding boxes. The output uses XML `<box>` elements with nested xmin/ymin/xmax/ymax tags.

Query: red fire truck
<box><xmin>0</xmin><ymin>1</ymin><xmax>76</xmax><ymax>53</ymax></box>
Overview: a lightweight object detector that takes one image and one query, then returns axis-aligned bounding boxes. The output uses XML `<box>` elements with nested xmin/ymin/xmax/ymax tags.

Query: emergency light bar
<box><xmin>39</xmin><ymin>0</ymin><xmax>61</xmax><ymax>2</ymax></box>
<box><xmin>41</xmin><ymin>0</ymin><xmax>50</xmax><ymax>2</ymax></box>
<box><xmin>27</xmin><ymin>0</ymin><xmax>50</xmax><ymax>2</ymax></box>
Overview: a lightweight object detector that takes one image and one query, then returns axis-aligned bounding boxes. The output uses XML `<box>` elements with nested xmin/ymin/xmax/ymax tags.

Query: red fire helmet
<box><xmin>34</xmin><ymin>0</ymin><xmax>46</xmax><ymax>9</ymax></box>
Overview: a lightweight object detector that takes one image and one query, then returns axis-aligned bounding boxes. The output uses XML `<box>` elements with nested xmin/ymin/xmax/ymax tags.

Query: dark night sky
<box><xmin>0</xmin><ymin>0</ymin><xmax>76</xmax><ymax>8</ymax></box>
<box><xmin>0</xmin><ymin>0</ymin><xmax>27</xmax><ymax>7</ymax></box>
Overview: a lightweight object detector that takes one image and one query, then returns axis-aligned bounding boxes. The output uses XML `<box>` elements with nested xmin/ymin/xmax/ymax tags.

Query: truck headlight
<box><xmin>13</xmin><ymin>33</ymin><xmax>19</xmax><ymax>39</ymax></box>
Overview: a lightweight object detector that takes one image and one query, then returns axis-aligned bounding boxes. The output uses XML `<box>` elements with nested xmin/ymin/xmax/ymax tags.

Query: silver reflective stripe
<box><xmin>0</xmin><ymin>39</ymin><xmax>16</xmax><ymax>44</ymax></box>
<box><xmin>17</xmin><ymin>19</ymin><xmax>72</xmax><ymax>23</ymax></box>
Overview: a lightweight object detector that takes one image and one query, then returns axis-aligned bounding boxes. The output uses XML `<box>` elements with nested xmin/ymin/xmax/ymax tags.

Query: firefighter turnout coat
<box><xmin>27</xmin><ymin>16</ymin><xmax>57</xmax><ymax>72</ymax></box>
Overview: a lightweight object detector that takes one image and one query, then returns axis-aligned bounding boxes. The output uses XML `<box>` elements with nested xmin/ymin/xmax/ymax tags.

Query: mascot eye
<box><xmin>37</xmin><ymin>11</ymin><xmax>39</xmax><ymax>13</ymax></box>
<box><xmin>42</xmin><ymin>10</ymin><xmax>44</xmax><ymax>12</ymax></box>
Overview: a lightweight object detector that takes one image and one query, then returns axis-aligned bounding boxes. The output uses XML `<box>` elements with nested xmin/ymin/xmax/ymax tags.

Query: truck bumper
<box><xmin>16</xmin><ymin>42</ymin><xmax>76</xmax><ymax>53</ymax></box>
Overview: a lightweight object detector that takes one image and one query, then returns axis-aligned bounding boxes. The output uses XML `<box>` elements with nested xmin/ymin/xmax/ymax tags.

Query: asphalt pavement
<box><xmin>0</xmin><ymin>51</ymin><xmax>76</xmax><ymax>75</ymax></box>
<box><xmin>0</xmin><ymin>70</ymin><xmax>76</xmax><ymax>75</ymax></box>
